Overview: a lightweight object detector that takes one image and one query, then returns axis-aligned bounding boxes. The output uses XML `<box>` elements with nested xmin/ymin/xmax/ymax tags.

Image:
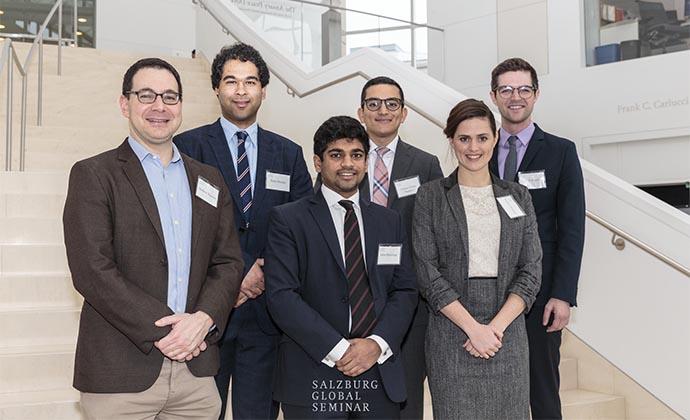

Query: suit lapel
<box><xmin>208</xmin><ymin>119</ymin><xmax>242</xmax><ymax>215</ymax></box>
<box><xmin>517</xmin><ymin>124</ymin><xmax>545</xmax><ymax>172</ymax></box>
<box><xmin>182</xmin><ymin>156</ymin><xmax>204</xmax><ymax>259</ymax></box>
<box><xmin>387</xmin><ymin>140</ymin><xmax>413</xmax><ymax>207</ymax></box>
<box><xmin>358</xmin><ymin>174</ymin><xmax>370</xmax><ymax>202</ymax></box>
<box><xmin>442</xmin><ymin>171</ymin><xmax>469</xmax><ymax>261</ymax></box>
<box><xmin>252</xmin><ymin>126</ymin><xmax>278</xmax><ymax>213</ymax></box>
<box><xmin>309</xmin><ymin>193</ymin><xmax>346</xmax><ymax>276</ymax></box>
<box><xmin>359</xmin><ymin>198</ymin><xmax>383</xmax><ymax>301</ymax></box>
<box><xmin>491</xmin><ymin>178</ymin><xmax>513</xmax><ymax>284</ymax></box>
<box><xmin>118</xmin><ymin>140</ymin><xmax>165</xmax><ymax>247</ymax></box>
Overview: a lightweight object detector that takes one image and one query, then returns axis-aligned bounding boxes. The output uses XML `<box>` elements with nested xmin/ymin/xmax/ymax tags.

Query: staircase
<box><xmin>0</xmin><ymin>43</ymin><xmax>660</xmax><ymax>420</ymax></box>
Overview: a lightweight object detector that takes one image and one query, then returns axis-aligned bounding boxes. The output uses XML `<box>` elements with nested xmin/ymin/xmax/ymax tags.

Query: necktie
<box><xmin>236</xmin><ymin>131</ymin><xmax>252</xmax><ymax>217</ymax></box>
<box><xmin>372</xmin><ymin>147</ymin><xmax>390</xmax><ymax>206</ymax></box>
<box><xmin>503</xmin><ymin>135</ymin><xmax>518</xmax><ymax>181</ymax></box>
<box><xmin>339</xmin><ymin>200</ymin><xmax>377</xmax><ymax>338</ymax></box>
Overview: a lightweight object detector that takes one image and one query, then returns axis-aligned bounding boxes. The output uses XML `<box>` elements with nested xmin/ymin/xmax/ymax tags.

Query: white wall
<box><xmin>96</xmin><ymin>0</ymin><xmax>197</xmax><ymax>57</ymax></box>
<box><xmin>427</xmin><ymin>0</ymin><xmax>690</xmax><ymax>186</ymax></box>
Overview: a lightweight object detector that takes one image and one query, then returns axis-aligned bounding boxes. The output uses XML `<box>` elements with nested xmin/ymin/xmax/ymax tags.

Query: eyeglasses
<box><xmin>125</xmin><ymin>89</ymin><xmax>181</xmax><ymax>105</ymax></box>
<box><xmin>362</xmin><ymin>97</ymin><xmax>404</xmax><ymax>112</ymax></box>
<box><xmin>494</xmin><ymin>85</ymin><xmax>536</xmax><ymax>99</ymax></box>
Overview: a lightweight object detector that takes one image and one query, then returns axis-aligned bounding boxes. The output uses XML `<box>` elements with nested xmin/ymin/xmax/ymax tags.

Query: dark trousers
<box><xmin>215</xmin><ymin>303</ymin><xmax>280</xmax><ymax>420</ymax></box>
<box><xmin>282</xmin><ymin>366</ymin><xmax>400</xmax><ymax>420</ymax></box>
<box><xmin>399</xmin><ymin>321</ymin><xmax>426</xmax><ymax>420</ymax></box>
<box><xmin>526</xmin><ymin>304</ymin><xmax>563</xmax><ymax>420</ymax></box>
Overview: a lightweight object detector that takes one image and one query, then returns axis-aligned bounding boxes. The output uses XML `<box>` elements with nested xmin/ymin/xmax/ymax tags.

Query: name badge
<box><xmin>377</xmin><ymin>244</ymin><xmax>402</xmax><ymax>266</ymax></box>
<box><xmin>496</xmin><ymin>195</ymin><xmax>526</xmax><ymax>219</ymax></box>
<box><xmin>196</xmin><ymin>176</ymin><xmax>219</xmax><ymax>208</ymax></box>
<box><xmin>518</xmin><ymin>170</ymin><xmax>547</xmax><ymax>190</ymax></box>
<box><xmin>266</xmin><ymin>171</ymin><xmax>291</xmax><ymax>192</ymax></box>
<box><xmin>393</xmin><ymin>176</ymin><xmax>421</xmax><ymax>198</ymax></box>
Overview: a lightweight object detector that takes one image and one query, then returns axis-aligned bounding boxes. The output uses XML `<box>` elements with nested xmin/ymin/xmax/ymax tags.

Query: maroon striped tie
<box><xmin>339</xmin><ymin>200</ymin><xmax>377</xmax><ymax>338</ymax></box>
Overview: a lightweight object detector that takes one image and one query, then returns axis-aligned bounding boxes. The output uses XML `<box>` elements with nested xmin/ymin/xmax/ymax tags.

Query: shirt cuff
<box><xmin>321</xmin><ymin>338</ymin><xmax>350</xmax><ymax>367</ymax></box>
<box><xmin>368</xmin><ymin>335</ymin><xmax>393</xmax><ymax>364</ymax></box>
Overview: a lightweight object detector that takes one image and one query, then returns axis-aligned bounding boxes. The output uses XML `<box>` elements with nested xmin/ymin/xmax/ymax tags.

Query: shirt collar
<box><xmin>368</xmin><ymin>136</ymin><xmax>399</xmax><ymax>156</ymax></box>
<box><xmin>499</xmin><ymin>123</ymin><xmax>535</xmax><ymax>149</ymax></box>
<box><xmin>220</xmin><ymin>117</ymin><xmax>259</xmax><ymax>146</ymax></box>
<box><xmin>321</xmin><ymin>183</ymin><xmax>361</xmax><ymax>211</ymax></box>
<box><xmin>127</xmin><ymin>136</ymin><xmax>182</xmax><ymax>164</ymax></box>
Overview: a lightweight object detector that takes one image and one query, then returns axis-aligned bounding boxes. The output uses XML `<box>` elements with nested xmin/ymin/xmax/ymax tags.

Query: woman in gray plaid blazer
<box><xmin>412</xmin><ymin>99</ymin><xmax>542</xmax><ymax>419</ymax></box>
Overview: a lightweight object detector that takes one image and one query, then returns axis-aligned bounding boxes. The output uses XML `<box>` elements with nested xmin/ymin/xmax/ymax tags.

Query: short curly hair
<box><xmin>313</xmin><ymin>116</ymin><xmax>369</xmax><ymax>159</ymax></box>
<box><xmin>211</xmin><ymin>42</ymin><xmax>270</xmax><ymax>89</ymax></box>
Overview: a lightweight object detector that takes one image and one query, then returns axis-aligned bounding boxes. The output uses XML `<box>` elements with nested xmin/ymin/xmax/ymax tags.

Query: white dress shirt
<box><xmin>319</xmin><ymin>184</ymin><xmax>393</xmax><ymax>367</ymax></box>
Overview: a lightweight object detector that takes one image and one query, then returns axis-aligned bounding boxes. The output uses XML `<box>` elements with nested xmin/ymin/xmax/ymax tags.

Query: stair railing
<box><xmin>0</xmin><ymin>0</ymin><xmax>78</xmax><ymax>171</ymax></box>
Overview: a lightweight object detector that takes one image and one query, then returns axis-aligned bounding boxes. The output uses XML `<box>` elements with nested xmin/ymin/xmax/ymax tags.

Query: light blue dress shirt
<box><xmin>128</xmin><ymin>138</ymin><xmax>192</xmax><ymax>314</ymax></box>
<box><xmin>496</xmin><ymin>123</ymin><xmax>535</xmax><ymax>179</ymax></box>
<box><xmin>220</xmin><ymin>117</ymin><xmax>259</xmax><ymax>192</ymax></box>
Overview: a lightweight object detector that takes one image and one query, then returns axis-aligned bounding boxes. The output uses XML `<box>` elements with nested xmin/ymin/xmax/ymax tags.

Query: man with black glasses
<box><xmin>489</xmin><ymin>57</ymin><xmax>585</xmax><ymax>420</ymax></box>
<box><xmin>356</xmin><ymin>76</ymin><xmax>443</xmax><ymax>420</ymax></box>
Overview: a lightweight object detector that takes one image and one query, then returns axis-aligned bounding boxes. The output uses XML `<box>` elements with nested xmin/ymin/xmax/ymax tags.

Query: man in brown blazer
<box><xmin>63</xmin><ymin>58</ymin><xmax>244</xmax><ymax>419</ymax></box>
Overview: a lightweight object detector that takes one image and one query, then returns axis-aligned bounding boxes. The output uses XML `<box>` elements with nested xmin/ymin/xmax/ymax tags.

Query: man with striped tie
<box><xmin>356</xmin><ymin>77</ymin><xmax>443</xmax><ymax>420</ymax></box>
<box><xmin>265</xmin><ymin>116</ymin><xmax>417</xmax><ymax>419</ymax></box>
<box><xmin>174</xmin><ymin>43</ymin><xmax>313</xmax><ymax>420</ymax></box>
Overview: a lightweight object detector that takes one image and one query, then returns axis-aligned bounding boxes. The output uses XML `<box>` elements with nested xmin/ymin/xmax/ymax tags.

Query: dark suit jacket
<box><xmin>264</xmin><ymin>192</ymin><xmax>418</xmax><ymax>406</ymax></box>
<box><xmin>63</xmin><ymin>140</ymin><xmax>244</xmax><ymax>393</ymax></box>
<box><xmin>359</xmin><ymin>139</ymin><xmax>444</xmax><ymax>326</ymax></box>
<box><xmin>174</xmin><ymin>120</ymin><xmax>313</xmax><ymax>334</ymax></box>
<box><xmin>490</xmin><ymin>123</ymin><xmax>585</xmax><ymax>306</ymax></box>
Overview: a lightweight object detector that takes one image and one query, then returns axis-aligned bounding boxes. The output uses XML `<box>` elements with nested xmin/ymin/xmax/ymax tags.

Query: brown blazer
<box><xmin>63</xmin><ymin>140</ymin><xmax>244</xmax><ymax>393</ymax></box>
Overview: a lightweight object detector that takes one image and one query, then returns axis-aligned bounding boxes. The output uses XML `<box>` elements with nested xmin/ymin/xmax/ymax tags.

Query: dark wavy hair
<box><xmin>443</xmin><ymin>99</ymin><xmax>497</xmax><ymax>139</ymax></box>
<box><xmin>313</xmin><ymin>116</ymin><xmax>369</xmax><ymax>159</ymax></box>
<box><xmin>211</xmin><ymin>42</ymin><xmax>270</xmax><ymax>89</ymax></box>
<box><xmin>360</xmin><ymin>76</ymin><xmax>405</xmax><ymax>107</ymax></box>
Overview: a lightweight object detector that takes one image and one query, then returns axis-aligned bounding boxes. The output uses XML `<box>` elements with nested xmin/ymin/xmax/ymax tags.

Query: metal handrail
<box><xmin>195</xmin><ymin>0</ymin><xmax>688</xmax><ymax>277</ymax></box>
<box><xmin>1</xmin><ymin>0</ymin><xmax>78</xmax><ymax>171</ymax></box>
<box><xmin>586</xmin><ymin>211</ymin><xmax>690</xmax><ymax>276</ymax></box>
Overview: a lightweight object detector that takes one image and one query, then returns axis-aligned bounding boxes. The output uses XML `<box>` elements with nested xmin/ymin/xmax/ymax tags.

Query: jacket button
<box><xmin>341</xmin><ymin>296</ymin><xmax>348</xmax><ymax>303</ymax></box>
<box><xmin>160</xmin><ymin>258</ymin><xmax>167</xmax><ymax>266</ymax></box>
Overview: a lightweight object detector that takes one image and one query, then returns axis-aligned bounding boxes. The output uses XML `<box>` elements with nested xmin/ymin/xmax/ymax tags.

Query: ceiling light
<box><xmin>76</xmin><ymin>31</ymin><xmax>83</xmax><ymax>36</ymax></box>
<box><xmin>0</xmin><ymin>25</ymin><xmax>5</xmax><ymax>30</ymax></box>
<box><xmin>78</xmin><ymin>17</ymin><xmax>87</xmax><ymax>23</ymax></box>
<box><xmin>0</xmin><ymin>10</ymin><xmax>4</xmax><ymax>15</ymax></box>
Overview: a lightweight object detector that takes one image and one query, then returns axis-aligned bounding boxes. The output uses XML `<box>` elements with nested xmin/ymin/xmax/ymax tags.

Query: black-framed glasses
<box><xmin>362</xmin><ymin>97</ymin><xmax>404</xmax><ymax>112</ymax></box>
<box><xmin>495</xmin><ymin>85</ymin><xmax>536</xmax><ymax>99</ymax></box>
<box><xmin>125</xmin><ymin>89</ymin><xmax>181</xmax><ymax>105</ymax></box>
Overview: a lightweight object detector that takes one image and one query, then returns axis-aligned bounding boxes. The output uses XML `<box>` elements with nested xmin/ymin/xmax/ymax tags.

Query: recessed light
<box><xmin>0</xmin><ymin>25</ymin><xmax>5</xmax><ymax>30</ymax></box>
<box><xmin>76</xmin><ymin>31</ymin><xmax>83</xmax><ymax>36</ymax></box>
<box><xmin>78</xmin><ymin>17</ymin><xmax>87</xmax><ymax>23</ymax></box>
<box><xmin>0</xmin><ymin>10</ymin><xmax>5</xmax><ymax>15</ymax></box>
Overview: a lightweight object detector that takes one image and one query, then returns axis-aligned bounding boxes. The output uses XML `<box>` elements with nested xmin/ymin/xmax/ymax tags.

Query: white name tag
<box><xmin>393</xmin><ymin>176</ymin><xmax>421</xmax><ymax>198</ymax></box>
<box><xmin>265</xmin><ymin>171</ymin><xmax>291</xmax><ymax>192</ymax></box>
<box><xmin>496</xmin><ymin>195</ymin><xmax>526</xmax><ymax>219</ymax></box>
<box><xmin>518</xmin><ymin>170</ymin><xmax>547</xmax><ymax>190</ymax></box>
<box><xmin>196</xmin><ymin>176</ymin><xmax>219</xmax><ymax>208</ymax></box>
<box><xmin>377</xmin><ymin>244</ymin><xmax>402</xmax><ymax>266</ymax></box>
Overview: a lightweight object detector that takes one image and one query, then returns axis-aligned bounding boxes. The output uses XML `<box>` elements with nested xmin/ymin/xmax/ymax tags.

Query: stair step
<box><xmin>0</xmin><ymin>344</ymin><xmax>75</xmax><ymax>393</ymax></box>
<box><xmin>560</xmin><ymin>357</ymin><xmax>578</xmax><ymax>391</ymax></box>
<box><xmin>0</xmin><ymin>388</ymin><xmax>83</xmax><ymax>420</ymax></box>
<box><xmin>0</xmin><ymin>217</ymin><xmax>63</xmax><ymax>243</ymax></box>
<box><xmin>561</xmin><ymin>389</ymin><xmax>625</xmax><ymax>419</ymax></box>
<box><xmin>0</xmin><ymin>273</ymin><xmax>79</xmax><ymax>307</ymax></box>
<box><xmin>0</xmin><ymin>172</ymin><xmax>68</xmax><ymax>194</ymax></box>
<box><xmin>0</xmin><ymin>243</ymin><xmax>68</xmax><ymax>273</ymax></box>
<box><xmin>0</xmin><ymin>306</ymin><xmax>79</xmax><ymax>347</ymax></box>
<box><xmin>0</xmin><ymin>193</ymin><xmax>66</xmax><ymax>218</ymax></box>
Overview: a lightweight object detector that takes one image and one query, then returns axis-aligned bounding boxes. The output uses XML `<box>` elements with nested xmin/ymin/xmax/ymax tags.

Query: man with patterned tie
<box><xmin>489</xmin><ymin>58</ymin><xmax>585</xmax><ymax>420</ymax></box>
<box><xmin>265</xmin><ymin>116</ymin><xmax>417</xmax><ymax>419</ymax></box>
<box><xmin>174</xmin><ymin>43</ymin><xmax>313</xmax><ymax>420</ymax></box>
<box><xmin>356</xmin><ymin>77</ymin><xmax>443</xmax><ymax>420</ymax></box>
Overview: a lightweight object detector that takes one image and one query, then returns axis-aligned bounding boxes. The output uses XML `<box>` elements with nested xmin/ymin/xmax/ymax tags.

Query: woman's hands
<box><xmin>464</xmin><ymin>322</ymin><xmax>503</xmax><ymax>359</ymax></box>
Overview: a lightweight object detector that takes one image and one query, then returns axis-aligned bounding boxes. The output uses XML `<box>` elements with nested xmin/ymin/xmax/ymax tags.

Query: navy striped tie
<box><xmin>236</xmin><ymin>131</ymin><xmax>252</xmax><ymax>217</ymax></box>
<box><xmin>339</xmin><ymin>200</ymin><xmax>376</xmax><ymax>338</ymax></box>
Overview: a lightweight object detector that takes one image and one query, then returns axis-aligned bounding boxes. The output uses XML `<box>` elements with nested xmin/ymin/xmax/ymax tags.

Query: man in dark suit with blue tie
<box><xmin>264</xmin><ymin>116</ymin><xmax>417</xmax><ymax>419</ymax></box>
<box><xmin>489</xmin><ymin>58</ymin><xmax>585</xmax><ymax>420</ymax></box>
<box><xmin>174</xmin><ymin>43</ymin><xmax>313</xmax><ymax>420</ymax></box>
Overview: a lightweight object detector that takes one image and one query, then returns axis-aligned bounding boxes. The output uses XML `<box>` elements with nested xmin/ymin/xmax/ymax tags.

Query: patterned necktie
<box><xmin>503</xmin><ymin>135</ymin><xmax>518</xmax><ymax>181</ymax></box>
<box><xmin>371</xmin><ymin>146</ymin><xmax>390</xmax><ymax>206</ymax></box>
<box><xmin>339</xmin><ymin>200</ymin><xmax>377</xmax><ymax>338</ymax></box>
<box><xmin>236</xmin><ymin>131</ymin><xmax>252</xmax><ymax>217</ymax></box>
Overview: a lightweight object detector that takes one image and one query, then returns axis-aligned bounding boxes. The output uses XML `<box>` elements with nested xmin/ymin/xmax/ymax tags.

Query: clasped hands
<box><xmin>234</xmin><ymin>258</ymin><xmax>265</xmax><ymax>308</ymax></box>
<box><xmin>154</xmin><ymin>311</ymin><xmax>213</xmax><ymax>362</ymax></box>
<box><xmin>464</xmin><ymin>322</ymin><xmax>503</xmax><ymax>360</ymax></box>
<box><xmin>335</xmin><ymin>338</ymin><xmax>381</xmax><ymax>377</ymax></box>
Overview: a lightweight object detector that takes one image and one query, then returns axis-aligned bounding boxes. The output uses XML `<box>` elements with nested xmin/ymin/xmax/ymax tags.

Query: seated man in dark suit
<box><xmin>264</xmin><ymin>116</ymin><xmax>418</xmax><ymax>419</ymax></box>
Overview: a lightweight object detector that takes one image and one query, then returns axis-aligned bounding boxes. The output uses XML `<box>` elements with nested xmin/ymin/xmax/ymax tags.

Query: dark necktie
<box><xmin>339</xmin><ymin>200</ymin><xmax>377</xmax><ymax>338</ymax></box>
<box><xmin>503</xmin><ymin>135</ymin><xmax>518</xmax><ymax>181</ymax></box>
<box><xmin>236</xmin><ymin>131</ymin><xmax>252</xmax><ymax>218</ymax></box>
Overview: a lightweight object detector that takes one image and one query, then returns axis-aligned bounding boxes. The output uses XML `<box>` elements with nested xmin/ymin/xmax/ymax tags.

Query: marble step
<box><xmin>561</xmin><ymin>389</ymin><xmax>625</xmax><ymax>419</ymax></box>
<box><xmin>0</xmin><ymin>243</ymin><xmax>68</xmax><ymax>273</ymax></box>
<box><xmin>0</xmin><ymin>273</ymin><xmax>79</xmax><ymax>308</ymax></box>
<box><xmin>0</xmin><ymin>172</ymin><xmax>68</xmax><ymax>194</ymax></box>
<box><xmin>559</xmin><ymin>357</ymin><xmax>578</xmax><ymax>391</ymax></box>
<box><xmin>0</xmin><ymin>344</ymin><xmax>75</xmax><ymax>393</ymax></box>
<box><xmin>0</xmin><ymin>306</ymin><xmax>79</xmax><ymax>347</ymax></box>
<box><xmin>0</xmin><ymin>217</ymin><xmax>63</xmax><ymax>243</ymax></box>
<box><xmin>0</xmin><ymin>388</ymin><xmax>83</xmax><ymax>420</ymax></box>
<box><xmin>0</xmin><ymin>193</ymin><xmax>65</xmax><ymax>218</ymax></box>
